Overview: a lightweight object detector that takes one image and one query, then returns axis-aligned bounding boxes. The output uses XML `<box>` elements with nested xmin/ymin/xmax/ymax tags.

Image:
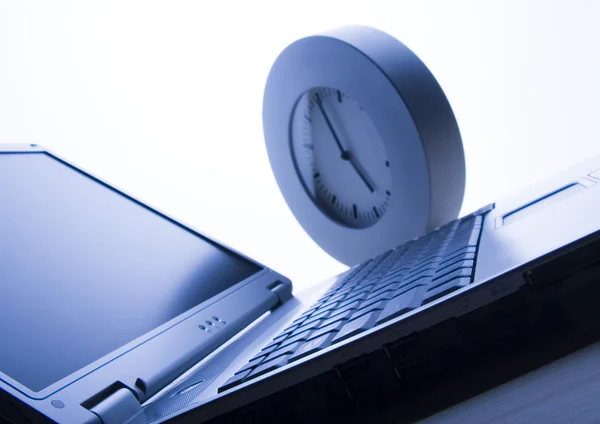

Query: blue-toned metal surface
<box><xmin>475</xmin><ymin>156</ymin><xmax>600</xmax><ymax>285</ymax></box>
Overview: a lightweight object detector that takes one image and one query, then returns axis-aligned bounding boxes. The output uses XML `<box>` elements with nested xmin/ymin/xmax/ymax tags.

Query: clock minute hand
<box><xmin>315</xmin><ymin>93</ymin><xmax>346</xmax><ymax>155</ymax></box>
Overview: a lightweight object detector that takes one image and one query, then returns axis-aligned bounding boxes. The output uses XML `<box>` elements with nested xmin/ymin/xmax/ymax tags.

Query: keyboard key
<box><xmin>416</xmin><ymin>251</ymin><xmax>444</xmax><ymax>265</ymax></box>
<box><xmin>378</xmin><ymin>274</ymin><xmax>406</xmax><ymax>288</ymax></box>
<box><xmin>320</xmin><ymin>309</ymin><xmax>354</xmax><ymax>327</ymax></box>
<box><xmin>339</xmin><ymin>291</ymin><xmax>369</xmax><ymax>307</ymax></box>
<box><xmin>369</xmin><ymin>284</ymin><xmax>400</xmax><ymax>300</ymax></box>
<box><xmin>309</xmin><ymin>319</ymin><xmax>347</xmax><ymax>340</ymax></box>
<box><xmin>218</xmin><ymin>369</ymin><xmax>252</xmax><ymax>392</ymax></box>
<box><xmin>272</xmin><ymin>325</ymin><xmax>298</xmax><ymax>343</ymax></box>
<box><xmin>280</xmin><ymin>320</ymin><xmax>300</xmax><ymax>332</ymax></box>
<box><xmin>279</xmin><ymin>330</ymin><xmax>313</xmax><ymax>349</ymax></box>
<box><xmin>435</xmin><ymin>259</ymin><xmax>474</xmax><ymax>275</ymax></box>
<box><xmin>316</xmin><ymin>292</ymin><xmax>335</xmax><ymax>303</ymax></box>
<box><xmin>312</xmin><ymin>296</ymin><xmax>335</xmax><ymax>309</ymax></box>
<box><xmin>316</xmin><ymin>299</ymin><xmax>341</xmax><ymax>313</ymax></box>
<box><xmin>289</xmin><ymin>332</ymin><xmax>336</xmax><ymax>363</ymax></box>
<box><xmin>356</xmin><ymin>276</ymin><xmax>380</xmax><ymax>287</ymax></box>
<box><xmin>327</xmin><ymin>301</ymin><xmax>361</xmax><ymax>319</ymax></box>
<box><xmin>332</xmin><ymin>311</ymin><xmax>382</xmax><ymax>344</ymax></box>
<box><xmin>381</xmin><ymin>264</ymin><xmax>410</xmax><ymax>278</ymax></box>
<box><xmin>349</xmin><ymin>263</ymin><xmax>375</xmax><ymax>281</ymax></box>
<box><xmin>439</xmin><ymin>251</ymin><xmax>475</xmax><ymax>267</ymax></box>
<box><xmin>372</xmin><ymin>279</ymin><xmax>400</xmax><ymax>292</ymax></box>
<box><xmin>376</xmin><ymin>285</ymin><xmax>427</xmax><ymax>325</ymax></box>
<box><xmin>424</xmin><ymin>277</ymin><xmax>470</xmax><ymax>304</ymax></box>
<box><xmin>366</xmin><ymin>286</ymin><xmax>396</xmax><ymax>301</ymax></box>
<box><xmin>292</xmin><ymin>312</ymin><xmax>312</xmax><ymax>324</ymax></box>
<box><xmin>266</xmin><ymin>341</ymin><xmax>303</xmax><ymax>361</ymax></box>
<box><xmin>441</xmin><ymin>247</ymin><xmax>477</xmax><ymax>265</ymax></box>
<box><xmin>354</xmin><ymin>282</ymin><xmax>378</xmax><ymax>292</ymax></box>
<box><xmin>324</xmin><ymin>291</ymin><xmax>348</xmax><ymax>304</ymax></box>
<box><xmin>394</xmin><ymin>275</ymin><xmax>431</xmax><ymax>294</ymax></box>
<box><xmin>431</xmin><ymin>267</ymin><xmax>472</xmax><ymax>287</ymax></box>
<box><xmin>334</xmin><ymin>284</ymin><xmax>361</xmax><ymax>296</ymax></box>
<box><xmin>371</xmin><ymin>249</ymin><xmax>393</xmax><ymax>265</ymax></box>
<box><xmin>446</xmin><ymin>225</ymin><xmax>479</xmax><ymax>251</ymax></box>
<box><xmin>248</xmin><ymin>354</ymin><xmax>293</xmax><ymax>380</ymax></box>
<box><xmin>260</xmin><ymin>340</ymin><xmax>280</xmax><ymax>354</ymax></box>
<box><xmin>291</xmin><ymin>319</ymin><xmax>324</xmax><ymax>336</ymax></box>
<box><xmin>401</xmin><ymin>271</ymin><xmax>435</xmax><ymax>287</ymax></box>
<box><xmin>238</xmin><ymin>356</ymin><xmax>265</xmax><ymax>374</ymax></box>
<box><xmin>302</xmin><ymin>310</ymin><xmax>331</xmax><ymax>327</ymax></box>
<box><xmin>449</xmin><ymin>230</ymin><xmax>477</xmax><ymax>248</ymax></box>
<box><xmin>326</xmin><ymin>272</ymin><xmax>352</xmax><ymax>290</ymax></box>
<box><xmin>358</xmin><ymin>296</ymin><xmax>391</xmax><ymax>313</ymax></box>
<box><xmin>323</xmin><ymin>287</ymin><xmax>341</xmax><ymax>298</ymax></box>
<box><xmin>408</xmin><ymin>260</ymin><xmax>438</xmax><ymax>277</ymax></box>
<box><xmin>355</xmin><ymin>299</ymin><xmax>387</xmax><ymax>318</ymax></box>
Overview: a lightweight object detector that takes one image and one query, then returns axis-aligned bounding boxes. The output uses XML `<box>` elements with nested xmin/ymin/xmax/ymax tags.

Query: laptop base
<box><xmin>201</xmin><ymin>236</ymin><xmax>600</xmax><ymax>423</ymax></box>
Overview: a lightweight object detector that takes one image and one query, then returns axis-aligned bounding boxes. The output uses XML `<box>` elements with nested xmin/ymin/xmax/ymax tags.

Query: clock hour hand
<box><xmin>347</xmin><ymin>155</ymin><xmax>376</xmax><ymax>193</ymax></box>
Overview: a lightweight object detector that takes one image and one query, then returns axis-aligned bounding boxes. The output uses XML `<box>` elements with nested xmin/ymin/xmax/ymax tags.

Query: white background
<box><xmin>1</xmin><ymin>1</ymin><xmax>599</xmax><ymax>291</ymax></box>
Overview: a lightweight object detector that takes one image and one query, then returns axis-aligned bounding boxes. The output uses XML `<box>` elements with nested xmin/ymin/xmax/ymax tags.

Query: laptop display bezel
<box><xmin>0</xmin><ymin>144</ymin><xmax>287</xmax><ymax>402</ymax></box>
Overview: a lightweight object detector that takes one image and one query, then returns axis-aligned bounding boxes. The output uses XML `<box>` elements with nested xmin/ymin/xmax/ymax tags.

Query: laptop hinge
<box><xmin>83</xmin><ymin>383</ymin><xmax>142</xmax><ymax>424</ymax></box>
<box><xmin>269</xmin><ymin>280</ymin><xmax>293</xmax><ymax>305</ymax></box>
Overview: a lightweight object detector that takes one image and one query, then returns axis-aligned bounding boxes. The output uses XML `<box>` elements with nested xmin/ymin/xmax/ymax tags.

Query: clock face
<box><xmin>290</xmin><ymin>87</ymin><xmax>392</xmax><ymax>229</ymax></box>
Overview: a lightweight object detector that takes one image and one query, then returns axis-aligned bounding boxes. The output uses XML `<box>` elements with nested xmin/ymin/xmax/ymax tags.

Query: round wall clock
<box><xmin>263</xmin><ymin>25</ymin><xmax>465</xmax><ymax>266</ymax></box>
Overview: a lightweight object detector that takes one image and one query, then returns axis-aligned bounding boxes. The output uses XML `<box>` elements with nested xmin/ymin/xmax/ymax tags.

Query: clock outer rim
<box><xmin>263</xmin><ymin>25</ymin><xmax>465</xmax><ymax>266</ymax></box>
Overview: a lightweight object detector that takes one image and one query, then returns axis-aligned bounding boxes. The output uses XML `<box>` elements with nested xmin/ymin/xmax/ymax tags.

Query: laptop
<box><xmin>1</xmin><ymin>143</ymin><xmax>600</xmax><ymax>424</ymax></box>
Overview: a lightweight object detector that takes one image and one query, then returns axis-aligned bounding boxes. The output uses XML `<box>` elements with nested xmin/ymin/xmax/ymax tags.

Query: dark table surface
<box><xmin>359</xmin><ymin>339</ymin><xmax>600</xmax><ymax>423</ymax></box>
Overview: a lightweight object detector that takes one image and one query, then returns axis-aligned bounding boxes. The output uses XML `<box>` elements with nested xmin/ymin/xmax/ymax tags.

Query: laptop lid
<box><xmin>0</xmin><ymin>145</ymin><xmax>291</xmax><ymax>423</ymax></box>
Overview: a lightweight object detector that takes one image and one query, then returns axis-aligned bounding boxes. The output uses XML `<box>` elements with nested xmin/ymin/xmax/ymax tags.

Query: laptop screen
<box><xmin>0</xmin><ymin>152</ymin><xmax>262</xmax><ymax>393</ymax></box>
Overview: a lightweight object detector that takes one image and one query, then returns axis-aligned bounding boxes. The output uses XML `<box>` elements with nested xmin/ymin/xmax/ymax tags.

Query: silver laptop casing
<box><xmin>155</xmin><ymin>156</ymin><xmax>600</xmax><ymax>423</ymax></box>
<box><xmin>2</xmin><ymin>145</ymin><xmax>600</xmax><ymax>423</ymax></box>
<box><xmin>0</xmin><ymin>144</ymin><xmax>292</xmax><ymax>424</ymax></box>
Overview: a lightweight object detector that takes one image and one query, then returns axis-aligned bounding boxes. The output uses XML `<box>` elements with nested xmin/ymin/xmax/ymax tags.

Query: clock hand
<box><xmin>347</xmin><ymin>155</ymin><xmax>376</xmax><ymax>193</ymax></box>
<box><xmin>315</xmin><ymin>93</ymin><xmax>346</xmax><ymax>155</ymax></box>
<box><xmin>314</xmin><ymin>92</ymin><xmax>375</xmax><ymax>193</ymax></box>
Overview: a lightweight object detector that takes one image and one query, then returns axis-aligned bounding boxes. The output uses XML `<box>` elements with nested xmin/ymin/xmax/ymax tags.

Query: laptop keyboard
<box><xmin>218</xmin><ymin>206</ymin><xmax>491</xmax><ymax>392</ymax></box>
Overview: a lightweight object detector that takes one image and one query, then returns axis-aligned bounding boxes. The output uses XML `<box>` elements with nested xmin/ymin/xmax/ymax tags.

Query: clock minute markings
<box><xmin>353</xmin><ymin>204</ymin><xmax>358</xmax><ymax>219</ymax></box>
